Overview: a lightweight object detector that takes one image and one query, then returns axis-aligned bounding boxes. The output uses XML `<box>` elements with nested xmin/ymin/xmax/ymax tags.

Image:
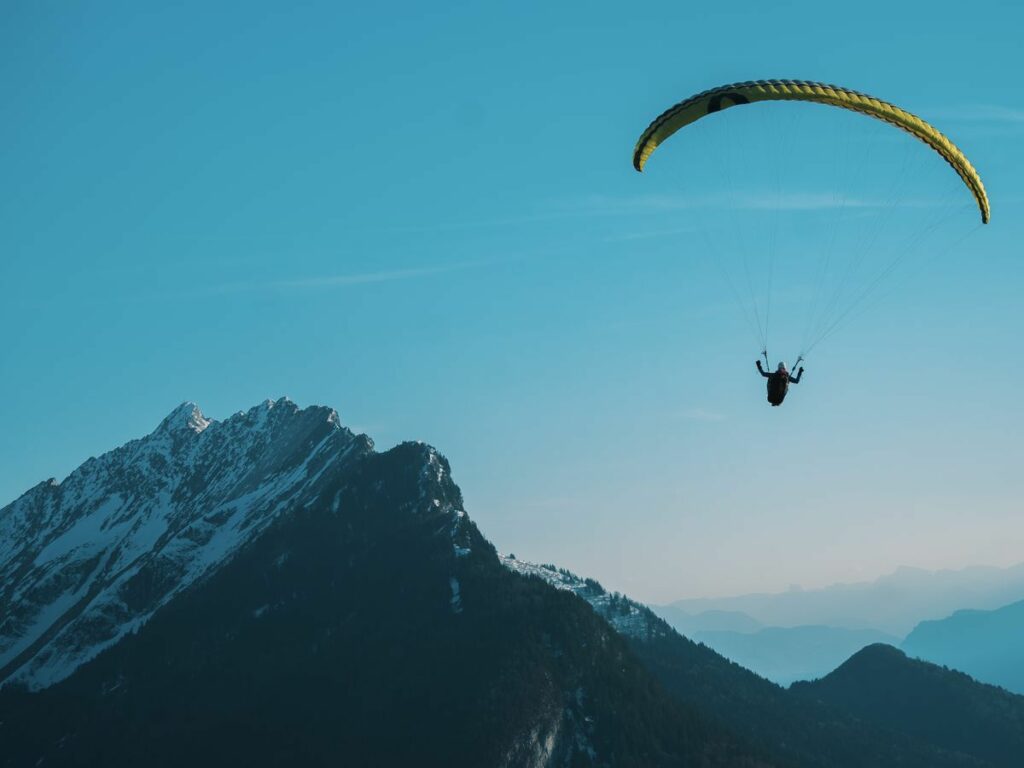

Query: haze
<box><xmin>1</xmin><ymin>1</ymin><xmax>1021</xmax><ymax>604</ymax></box>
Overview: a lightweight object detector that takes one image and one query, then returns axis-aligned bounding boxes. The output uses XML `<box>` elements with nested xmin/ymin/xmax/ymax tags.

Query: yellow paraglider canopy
<box><xmin>633</xmin><ymin>79</ymin><xmax>990</xmax><ymax>224</ymax></box>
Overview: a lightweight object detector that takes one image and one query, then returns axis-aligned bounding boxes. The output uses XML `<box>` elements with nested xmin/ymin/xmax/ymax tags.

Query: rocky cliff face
<box><xmin>0</xmin><ymin>398</ymin><xmax>470</xmax><ymax>688</ymax></box>
<box><xmin>0</xmin><ymin>400</ymin><xmax>764</xmax><ymax>768</ymax></box>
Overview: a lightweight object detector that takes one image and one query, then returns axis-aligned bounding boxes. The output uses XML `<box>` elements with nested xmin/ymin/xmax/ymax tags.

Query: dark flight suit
<box><xmin>756</xmin><ymin>361</ymin><xmax>803</xmax><ymax>406</ymax></box>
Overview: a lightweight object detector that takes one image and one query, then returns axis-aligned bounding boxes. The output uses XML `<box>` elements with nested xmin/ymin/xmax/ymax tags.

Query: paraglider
<box><xmin>631</xmin><ymin>79</ymin><xmax>990</xmax><ymax>407</ymax></box>
<box><xmin>633</xmin><ymin>79</ymin><xmax>989</xmax><ymax>223</ymax></box>
<box><xmin>756</xmin><ymin>360</ymin><xmax>803</xmax><ymax>407</ymax></box>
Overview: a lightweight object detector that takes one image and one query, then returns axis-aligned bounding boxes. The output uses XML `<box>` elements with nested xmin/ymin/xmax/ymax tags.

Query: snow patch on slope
<box><xmin>0</xmin><ymin>399</ymin><xmax>366</xmax><ymax>690</ymax></box>
<box><xmin>499</xmin><ymin>555</ymin><xmax>669</xmax><ymax>642</ymax></box>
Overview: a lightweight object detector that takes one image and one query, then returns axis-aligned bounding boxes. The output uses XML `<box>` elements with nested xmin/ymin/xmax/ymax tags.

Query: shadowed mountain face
<box><xmin>791</xmin><ymin>644</ymin><xmax>1024</xmax><ymax>768</ymax></box>
<box><xmin>0</xmin><ymin>402</ymin><xmax>769</xmax><ymax>768</ymax></box>
<box><xmin>902</xmin><ymin>599</ymin><xmax>1024</xmax><ymax>695</ymax></box>
<box><xmin>1</xmin><ymin>399</ymin><xmax>366</xmax><ymax>689</ymax></box>
<box><xmin>2</xmin><ymin>401</ymin><xmax>1022</xmax><ymax>767</ymax></box>
<box><xmin>514</xmin><ymin>560</ymin><xmax>1024</xmax><ymax>768</ymax></box>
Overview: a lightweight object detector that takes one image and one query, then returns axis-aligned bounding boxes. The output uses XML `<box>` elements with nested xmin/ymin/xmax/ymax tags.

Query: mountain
<box><xmin>664</xmin><ymin>563</ymin><xmax>1024</xmax><ymax>636</ymax></box>
<box><xmin>690</xmin><ymin>625</ymin><xmax>900</xmax><ymax>686</ymax></box>
<box><xmin>0</xmin><ymin>400</ymin><xmax>769</xmax><ymax>767</ymax></box>
<box><xmin>1</xmin><ymin>400</ymin><xmax>364</xmax><ymax>689</ymax></box>
<box><xmin>651</xmin><ymin>605</ymin><xmax>764</xmax><ymax>635</ymax></box>
<box><xmin>791</xmin><ymin>644</ymin><xmax>1024</xmax><ymax>767</ymax></box>
<box><xmin>651</xmin><ymin>606</ymin><xmax>899</xmax><ymax>685</ymax></box>
<box><xmin>902</xmin><ymin>599</ymin><xmax>1024</xmax><ymax>695</ymax></box>
<box><xmin>3</xmin><ymin>400</ymin><xmax>1022</xmax><ymax>767</ymax></box>
<box><xmin>507</xmin><ymin>561</ymin><xmax>1021</xmax><ymax>768</ymax></box>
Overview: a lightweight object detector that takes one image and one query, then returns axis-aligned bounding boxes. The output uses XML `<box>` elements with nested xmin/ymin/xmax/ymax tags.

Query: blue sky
<box><xmin>2</xmin><ymin>1</ymin><xmax>1022</xmax><ymax>602</ymax></box>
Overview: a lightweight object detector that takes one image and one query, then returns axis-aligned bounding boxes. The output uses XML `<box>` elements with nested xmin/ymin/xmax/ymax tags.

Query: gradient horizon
<box><xmin>2</xmin><ymin>1</ymin><xmax>1022</xmax><ymax>603</ymax></box>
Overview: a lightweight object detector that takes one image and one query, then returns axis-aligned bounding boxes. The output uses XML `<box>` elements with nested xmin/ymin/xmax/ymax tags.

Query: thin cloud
<box><xmin>389</xmin><ymin>210</ymin><xmax>592</xmax><ymax>233</ymax></box>
<box><xmin>930</xmin><ymin>104</ymin><xmax>1024</xmax><ymax>124</ymax></box>
<box><xmin>738</xmin><ymin>192</ymin><xmax>878</xmax><ymax>211</ymax></box>
<box><xmin>575</xmin><ymin>193</ymin><xmax>917</xmax><ymax>215</ymax></box>
<box><xmin>677</xmin><ymin>407</ymin><xmax>726</xmax><ymax>422</ymax></box>
<box><xmin>205</xmin><ymin>261</ymin><xmax>481</xmax><ymax>296</ymax></box>
<box><xmin>352</xmin><ymin>186</ymin><xmax>953</xmax><ymax>238</ymax></box>
<box><xmin>606</xmin><ymin>225</ymin><xmax>700</xmax><ymax>242</ymax></box>
<box><xmin>524</xmin><ymin>496</ymin><xmax>587</xmax><ymax>511</ymax></box>
<box><xmin>740</xmin><ymin>194</ymin><xmax>970</xmax><ymax>214</ymax></box>
<box><xmin>276</xmin><ymin>264</ymin><xmax>465</xmax><ymax>289</ymax></box>
<box><xmin>927</xmin><ymin>105</ymin><xmax>1024</xmax><ymax>138</ymax></box>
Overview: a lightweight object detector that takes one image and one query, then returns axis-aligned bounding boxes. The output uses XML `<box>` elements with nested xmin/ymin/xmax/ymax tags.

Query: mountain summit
<box><xmin>0</xmin><ymin>398</ymin><xmax>378</xmax><ymax>688</ymax></box>
<box><xmin>155</xmin><ymin>401</ymin><xmax>213</xmax><ymax>435</ymax></box>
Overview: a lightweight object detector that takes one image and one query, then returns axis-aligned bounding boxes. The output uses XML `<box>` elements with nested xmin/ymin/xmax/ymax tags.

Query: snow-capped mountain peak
<box><xmin>0</xmin><ymin>399</ymin><xmax>422</xmax><ymax>690</ymax></box>
<box><xmin>156</xmin><ymin>402</ymin><xmax>213</xmax><ymax>436</ymax></box>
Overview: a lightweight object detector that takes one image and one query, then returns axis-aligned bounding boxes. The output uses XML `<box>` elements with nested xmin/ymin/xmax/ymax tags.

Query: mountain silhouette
<box><xmin>792</xmin><ymin>644</ymin><xmax>1024</xmax><ymax>767</ymax></box>
<box><xmin>3</xmin><ymin>401</ymin><xmax>1021</xmax><ymax>767</ymax></box>
<box><xmin>903</xmin><ymin>599</ymin><xmax>1024</xmax><ymax>694</ymax></box>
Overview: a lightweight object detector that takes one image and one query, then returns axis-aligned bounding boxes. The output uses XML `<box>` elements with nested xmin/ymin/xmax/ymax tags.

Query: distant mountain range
<box><xmin>652</xmin><ymin>605</ymin><xmax>765</xmax><ymax>635</ymax></box>
<box><xmin>654</xmin><ymin>564</ymin><xmax>1024</xmax><ymax>686</ymax></box>
<box><xmin>651</xmin><ymin>605</ymin><xmax>902</xmax><ymax>684</ymax></box>
<box><xmin>662</xmin><ymin>562</ymin><xmax>1024</xmax><ymax>636</ymax></box>
<box><xmin>690</xmin><ymin>625</ymin><xmax>901</xmax><ymax>685</ymax></box>
<box><xmin>902</xmin><ymin>599</ymin><xmax>1024</xmax><ymax>695</ymax></box>
<box><xmin>2</xmin><ymin>400</ymin><xmax>1022</xmax><ymax>766</ymax></box>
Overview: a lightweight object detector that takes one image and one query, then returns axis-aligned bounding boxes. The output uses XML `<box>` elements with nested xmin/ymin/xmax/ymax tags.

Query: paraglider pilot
<box><xmin>756</xmin><ymin>360</ymin><xmax>803</xmax><ymax>407</ymax></box>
